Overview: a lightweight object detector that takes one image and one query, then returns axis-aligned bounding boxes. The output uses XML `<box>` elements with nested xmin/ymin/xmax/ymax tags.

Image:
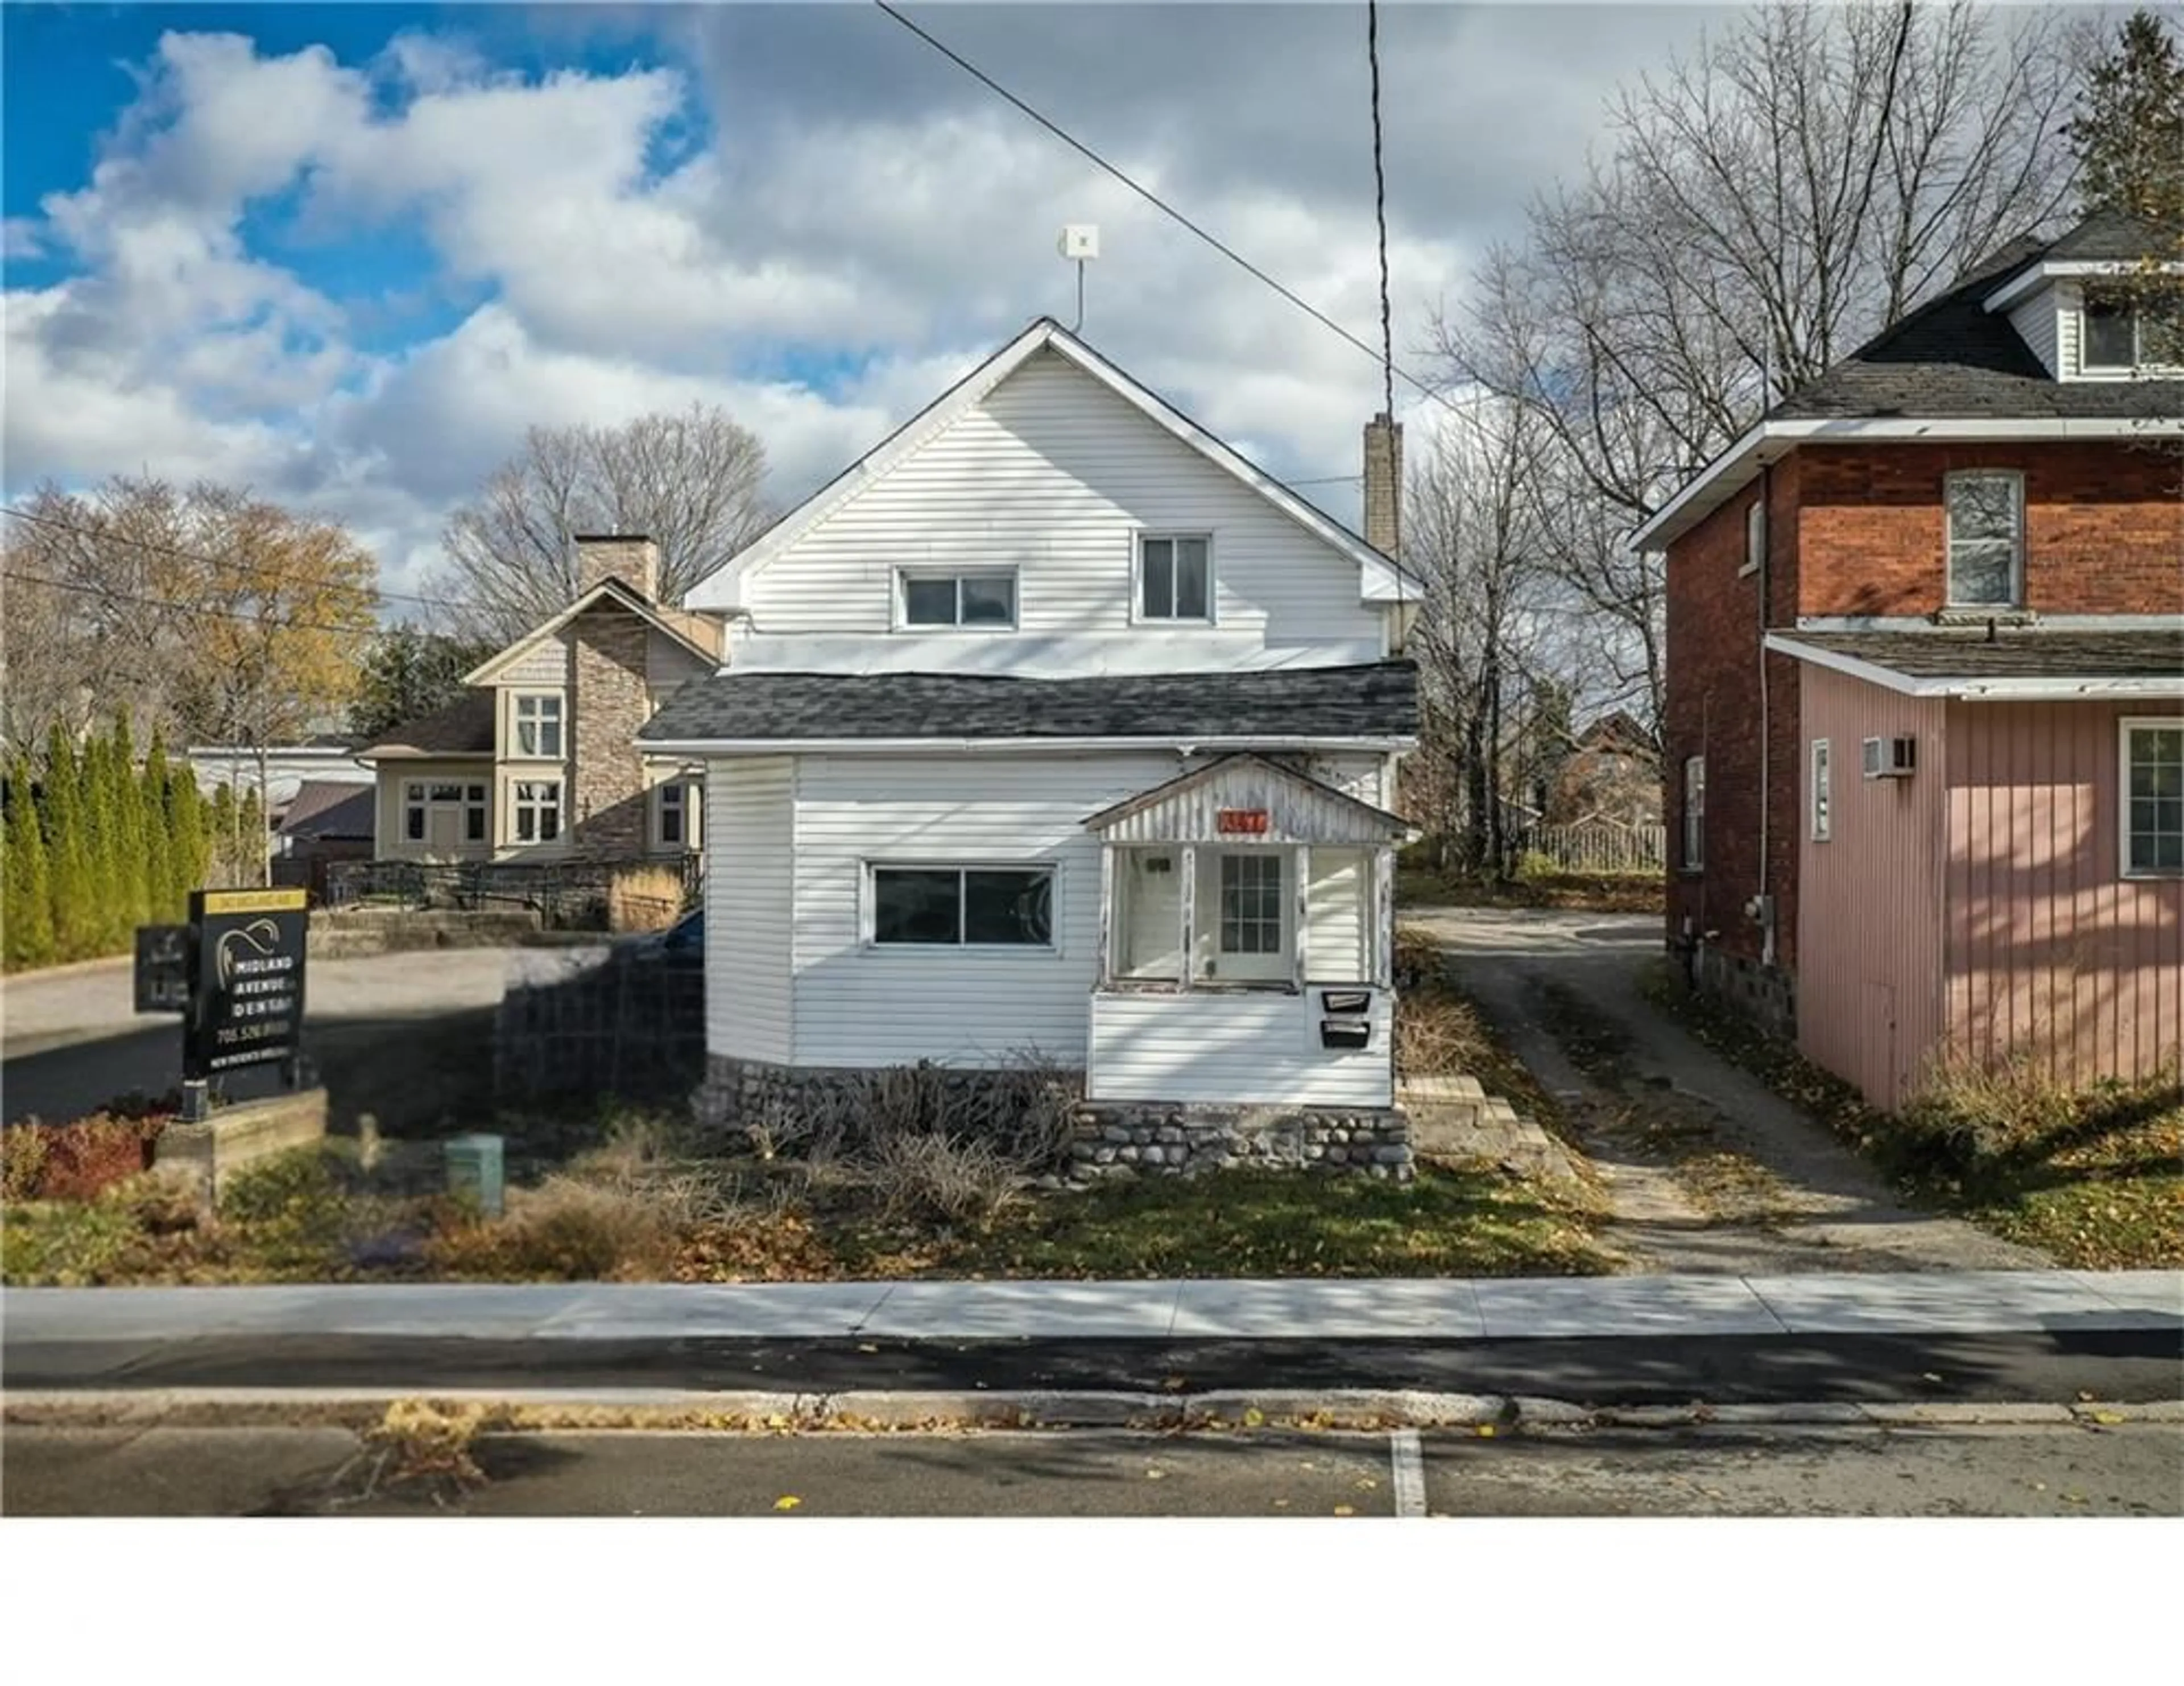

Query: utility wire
<box><xmin>873</xmin><ymin>0</ymin><xmax>1457</xmax><ymax>420</ymax></box>
<box><xmin>3</xmin><ymin>567</ymin><xmax>380</xmax><ymax>640</ymax></box>
<box><xmin>1</xmin><ymin>503</ymin><xmax>454</xmax><ymax>616</ymax></box>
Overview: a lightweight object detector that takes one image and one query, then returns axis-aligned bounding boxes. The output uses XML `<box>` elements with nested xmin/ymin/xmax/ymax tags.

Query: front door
<box><xmin>1203</xmin><ymin>850</ymin><xmax>1289</xmax><ymax>984</ymax></box>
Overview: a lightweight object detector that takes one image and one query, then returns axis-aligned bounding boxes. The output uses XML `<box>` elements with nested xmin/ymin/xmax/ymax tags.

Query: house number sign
<box><xmin>1215</xmin><ymin>808</ymin><xmax>1270</xmax><ymax>834</ymax></box>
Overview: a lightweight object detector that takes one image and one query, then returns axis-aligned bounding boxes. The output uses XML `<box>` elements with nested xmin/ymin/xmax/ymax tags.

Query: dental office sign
<box><xmin>185</xmin><ymin>887</ymin><xmax>309</xmax><ymax>1079</ymax></box>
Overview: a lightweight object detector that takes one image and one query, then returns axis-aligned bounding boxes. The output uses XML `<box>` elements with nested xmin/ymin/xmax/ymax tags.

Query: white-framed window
<box><xmin>1944</xmin><ymin>471</ymin><xmax>2023</xmax><ymax>609</ymax></box>
<box><xmin>513</xmin><ymin>693</ymin><xmax>564</xmax><ymax>758</ymax></box>
<box><xmin>655</xmin><ymin>779</ymin><xmax>688</xmax><ymax>848</ymax></box>
<box><xmin>1218</xmin><ymin>853</ymin><xmax>1283</xmax><ymax>955</ymax></box>
<box><xmin>1743</xmin><ymin>498</ymin><xmax>1766</xmax><ymax>577</ymax></box>
<box><xmin>1810</xmin><ymin>739</ymin><xmax>1832</xmax><ymax>842</ymax></box>
<box><xmin>404</xmin><ymin>780</ymin><xmax>487</xmax><ymax>844</ymax></box>
<box><xmin>897</xmin><ymin>569</ymin><xmax>1017</xmax><ymax>629</ymax></box>
<box><xmin>2121</xmin><ymin>718</ymin><xmax>2183</xmax><ymax>878</ymax></box>
<box><xmin>1682</xmin><ymin>755</ymin><xmax>1706</xmax><ymax>870</ymax></box>
<box><xmin>1137</xmin><ymin>534</ymin><xmax>1213</xmax><ymax>622</ymax></box>
<box><xmin>868</xmin><ymin>864</ymin><xmax>1055</xmax><ymax>948</ymax></box>
<box><xmin>2082</xmin><ymin>289</ymin><xmax>2181</xmax><ymax>372</ymax></box>
<box><xmin>513</xmin><ymin>779</ymin><xmax>562</xmax><ymax>844</ymax></box>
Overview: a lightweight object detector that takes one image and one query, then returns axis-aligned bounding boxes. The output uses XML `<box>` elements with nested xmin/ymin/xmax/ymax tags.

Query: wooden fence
<box><xmin>1508</xmin><ymin>823</ymin><xmax>1667</xmax><ymax>875</ymax></box>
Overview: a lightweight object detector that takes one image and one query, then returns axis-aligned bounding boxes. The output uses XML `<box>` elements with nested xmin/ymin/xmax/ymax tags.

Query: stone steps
<box><xmin>1399</xmin><ymin>1072</ymin><xmax>1586</xmax><ymax>1187</ymax></box>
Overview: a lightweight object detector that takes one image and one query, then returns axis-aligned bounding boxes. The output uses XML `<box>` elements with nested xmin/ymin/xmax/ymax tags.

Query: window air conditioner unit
<box><xmin>1862</xmin><ymin>735</ymin><xmax>1917</xmax><ymax>779</ymax></box>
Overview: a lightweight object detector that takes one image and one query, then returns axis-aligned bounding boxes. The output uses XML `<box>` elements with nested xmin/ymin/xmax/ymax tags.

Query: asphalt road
<box><xmin>5</xmin><ymin>1421</ymin><xmax>2177</xmax><ymax>1516</ymax></box>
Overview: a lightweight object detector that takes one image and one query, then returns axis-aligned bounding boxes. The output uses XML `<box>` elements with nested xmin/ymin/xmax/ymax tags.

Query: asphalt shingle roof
<box><xmin>640</xmin><ymin>662</ymin><xmax>1420</xmax><ymax>745</ymax></box>
<box><xmin>1769</xmin><ymin>212</ymin><xmax>2184</xmax><ymax>422</ymax></box>
<box><xmin>1783</xmin><ymin>627</ymin><xmax>2184</xmax><ymax>681</ymax></box>
<box><xmin>358</xmin><ymin>689</ymin><xmax>495</xmax><ymax>757</ymax></box>
<box><xmin>277</xmin><ymin>780</ymin><xmax>376</xmax><ymax>838</ymax></box>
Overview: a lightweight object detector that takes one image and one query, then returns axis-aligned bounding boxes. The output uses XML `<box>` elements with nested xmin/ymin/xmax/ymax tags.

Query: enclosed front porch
<box><xmin>1082</xmin><ymin>754</ymin><xmax>1413</xmax><ymax>1107</ymax></box>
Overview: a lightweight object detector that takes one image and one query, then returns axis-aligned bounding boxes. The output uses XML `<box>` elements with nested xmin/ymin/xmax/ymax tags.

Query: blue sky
<box><xmin>2</xmin><ymin>3</ymin><xmax>1710</xmax><ymax>598</ymax></box>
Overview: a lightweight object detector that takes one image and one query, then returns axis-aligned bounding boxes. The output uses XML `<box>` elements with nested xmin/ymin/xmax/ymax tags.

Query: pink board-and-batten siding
<box><xmin>1797</xmin><ymin>666</ymin><xmax>2183</xmax><ymax>1108</ymax></box>
<box><xmin>1946</xmin><ymin>698</ymin><xmax>2182</xmax><ymax>1088</ymax></box>
<box><xmin>1795</xmin><ymin>669</ymin><xmax>1949</xmax><ymax>1109</ymax></box>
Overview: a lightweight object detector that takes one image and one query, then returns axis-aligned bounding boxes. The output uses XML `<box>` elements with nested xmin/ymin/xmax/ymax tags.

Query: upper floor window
<box><xmin>2122</xmin><ymin>720</ymin><xmax>2182</xmax><ymax>878</ymax></box>
<box><xmin>1945</xmin><ymin>472</ymin><xmax>2022</xmax><ymax>609</ymax></box>
<box><xmin>655</xmin><ymin>779</ymin><xmax>690</xmax><ymax>849</ymax></box>
<box><xmin>899</xmin><ymin>569</ymin><xmax>1016</xmax><ymax>629</ymax></box>
<box><xmin>514</xmin><ymin>693</ymin><xmax>563</xmax><ymax>758</ymax></box>
<box><xmin>1138</xmin><ymin>535</ymin><xmax>1212</xmax><ymax>622</ymax></box>
<box><xmin>2083</xmin><ymin>289</ymin><xmax>2181</xmax><ymax>371</ymax></box>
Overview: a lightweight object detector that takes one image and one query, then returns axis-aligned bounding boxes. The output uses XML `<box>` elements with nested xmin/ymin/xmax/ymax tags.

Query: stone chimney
<box><xmin>1362</xmin><ymin>414</ymin><xmax>1403</xmax><ymax>557</ymax></box>
<box><xmin>573</xmin><ymin>533</ymin><xmax>660</xmax><ymax>604</ymax></box>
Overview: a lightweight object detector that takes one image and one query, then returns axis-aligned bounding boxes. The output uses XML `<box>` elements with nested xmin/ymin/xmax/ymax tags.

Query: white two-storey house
<box><xmin>647</xmin><ymin>318</ymin><xmax>1421</xmax><ymax>1164</ymax></box>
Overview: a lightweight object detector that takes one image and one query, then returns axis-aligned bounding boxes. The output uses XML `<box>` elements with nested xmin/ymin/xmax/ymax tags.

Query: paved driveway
<box><xmin>1402</xmin><ymin>906</ymin><xmax>2048</xmax><ymax>1275</ymax></box>
<box><xmin>1</xmin><ymin>948</ymin><xmax>523</xmax><ymax>1129</ymax></box>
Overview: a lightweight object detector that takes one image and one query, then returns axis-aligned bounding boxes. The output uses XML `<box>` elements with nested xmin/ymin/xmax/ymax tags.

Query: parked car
<box><xmin>632</xmin><ymin>906</ymin><xmax>702</xmax><ymax>958</ymax></box>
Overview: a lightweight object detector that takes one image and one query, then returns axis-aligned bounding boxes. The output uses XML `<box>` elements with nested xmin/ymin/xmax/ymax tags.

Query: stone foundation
<box><xmin>1069</xmin><ymin>1101</ymin><xmax>1414</xmax><ymax>1181</ymax></box>
<box><xmin>1693</xmin><ymin>942</ymin><xmax>1797</xmax><ymax>1040</ymax></box>
<box><xmin>693</xmin><ymin>1053</ymin><xmax>1413</xmax><ymax>1180</ymax></box>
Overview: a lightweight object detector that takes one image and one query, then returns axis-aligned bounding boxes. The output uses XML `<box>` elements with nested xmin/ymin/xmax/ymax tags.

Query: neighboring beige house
<box><xmin>357</xmin><ymin>536</ymin><xmax>723</xmax><ymax>865</ymax></box>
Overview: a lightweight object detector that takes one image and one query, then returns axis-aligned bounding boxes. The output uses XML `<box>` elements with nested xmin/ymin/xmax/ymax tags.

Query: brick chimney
<box><xmin>1362</xmin><ymin>414</ymin><xmax>1403</xmax><ymax>557</ymax></box>
<box><xmin>572</xmin><ymin>534</ymin><xmax>659</xmax><ymax>604</ymax></box>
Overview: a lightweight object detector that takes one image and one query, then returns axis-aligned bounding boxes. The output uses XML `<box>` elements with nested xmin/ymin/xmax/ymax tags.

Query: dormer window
<box><xmin>2083</xmin><ymin>287</ymin><xmax>2182</xmax><ymax>372</ymax></box>
<box><xmin>1945</xmin><ymin>472</ymin><xmax>2022</xmax><ymax>609</ymax></box>
<box><xmin>898</xmin><ymin>568</ymin><xmax>1016</xmax><ymax>629</ymax></box>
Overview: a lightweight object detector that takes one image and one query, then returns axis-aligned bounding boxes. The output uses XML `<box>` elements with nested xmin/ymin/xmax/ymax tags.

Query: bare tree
<box><xmin>1429</xmin><ymin>1</ymin><xmax>2084</xmax><ymax>734</ymax></box>
<box><xmin>435</xmin><ymin>403</ymin><xmax>771</xmax><ymax>641</ymax></box>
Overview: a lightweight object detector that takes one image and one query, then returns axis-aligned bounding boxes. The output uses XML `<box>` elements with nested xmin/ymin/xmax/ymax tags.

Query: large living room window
<box><xmin>514</xmin><ymin>693</ymin><xmax>563</xmax><ymax>758</ymax></box>
<box><xmin>513</xmin><ymin>780</ymin><xmax>562</xmax><ymax>844</ymax></box>
<box><xmin>870</xmin><ymin>865</ymin><xmax>1054</xmax><ymax>947</ymax></box>
<box><xmin>898</xmin><ymin>569</ymin><xmax>1017</xmax><ymax>629</ymax></box>
<box><xmin>404</xmin><ymin>780</ymin><xmax>486</xmax><ymax>846</ymax></box>
<box><xmin>2122</xmin><ymin>720</ymin><xmax>2183</xmax><ymax>877</ymax></box>
<box><xmin>1945</xmin><ymin>472</ymin><xmax>2023</xmax><ymax>608</ymax></box>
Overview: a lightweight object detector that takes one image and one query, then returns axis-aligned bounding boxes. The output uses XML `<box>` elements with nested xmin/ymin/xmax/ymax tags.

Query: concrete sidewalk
<box><xmin>6</xmin><ymin>1268</ymin><xmax>2178</xmax><ymax>1346</ymax></box>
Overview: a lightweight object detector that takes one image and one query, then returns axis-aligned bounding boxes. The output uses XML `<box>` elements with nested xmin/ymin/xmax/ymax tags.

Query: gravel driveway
<box><xmin>1403</xmin><ymin>906</ymin><xmax>2049</xmax><ymax>1275</ymax></box>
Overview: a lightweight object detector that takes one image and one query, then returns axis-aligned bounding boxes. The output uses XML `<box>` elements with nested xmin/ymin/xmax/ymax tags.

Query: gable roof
<box><xmin>354</xmin><ymin>691</ymin><xmax>495</xmax><ymax>761</ymax></box>
<box><xmin>639</xmin><ymin>660</ymin><xmax>1418</xmax><ymax>750</ymax></box>
<box><xmin>1636</xmin><ymin>213</ymin><xmax>2184</xmax><ymax>551</ymax></box>
<box><xmin>464</xmin><ymin>577</ymin><xmax>723</xmax><ymax>687</ymax></box>
<box><xmin>684</xmin><ymin>317</ymin><xmax>1420</xmax><ymax>610</ymax></box>
<box><xmin>1082</xmin><ymin>752</ymin><xmax>1416</xmax><ymax>844</ymax></box>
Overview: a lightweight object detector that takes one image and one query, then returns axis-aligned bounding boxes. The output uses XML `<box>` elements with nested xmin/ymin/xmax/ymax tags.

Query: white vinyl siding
<box><xmin>736</xmin><ymin>349</ymin><xmax>1382</xmax><ymax>651</ymax></box>
<box><xmin>2009</xmin><ymin>289</ymin><xmax>2061</xmax><ymax>377</ymax></box>
<box><xmin>1305</xmin><ymin>848</ymin><xmax>1370</xmax><ymax>981</ymax></box>
<box><xmin>1087</xmin><ymin>990</ymin><xmax>1393</xmax><ymax>1106</ymax></box>
<box><xmin>788</xmin><ymin>751</ymin><xmax>1178</xmax><ymax>1067</ymax></box>
<box><xmin>706</xmin><ymin>758</ymin><xmax>793</xmax><ymax>1062</ymax></box>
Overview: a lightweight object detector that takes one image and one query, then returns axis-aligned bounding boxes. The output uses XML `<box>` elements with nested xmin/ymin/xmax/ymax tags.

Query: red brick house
<box><xmin>1639</xmin><ymin>210</ymin><xmax>2183</xmax><ymax>1106</ymax></box>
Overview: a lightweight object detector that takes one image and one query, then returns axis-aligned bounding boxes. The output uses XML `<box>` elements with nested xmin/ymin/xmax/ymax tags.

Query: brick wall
<box><xmin>1796</xmin><ymin>442</ymin><xmax>2184</xmax><ymax>617</ymax></box>
<box><xmin>1664</xmin><ymin>456</ymin><xmax>1804</xmax><ymax>981</ymax></box>
<box><xmin>570</xmin><ymin>604</ymin><xmax>651</xmax><ymax>861</ymax></box>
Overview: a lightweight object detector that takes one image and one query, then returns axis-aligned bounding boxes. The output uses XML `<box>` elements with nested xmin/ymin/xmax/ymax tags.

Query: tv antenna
<box><xmin>1058</xmin><ymin>224</ymin><xmax>1099</xmax><ymax>332</ymax></box>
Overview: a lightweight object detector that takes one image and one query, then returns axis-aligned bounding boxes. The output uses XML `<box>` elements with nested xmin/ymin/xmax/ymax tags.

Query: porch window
<box><xmin>514</xmin><ymin>780</ymin><xmax>562</xmax><ymax>844</ymax></box>
<box><xmin>2122</xmin><ymin>720</ymin><xmax>2183</xmax><ymax>877</ymax></box>
<box><xmin>1138</xmin><ymin>535</ymin><xmax>1211</xmax><ymax>622</ymax></box>
<box><xmin>899</xmin><ymin>569</ymin><xmax>1017</xmax><ymax>628</ymax></box>
<box><xmin>1682</xmin><ymin>756</ymin><xmax>1705</xmax><ymax>869</ymax></box>
<box><xmin>871</xmin><ymin>865</ymin><xmax>1054</xmax><ymax>947</ymax></box>
<box><xmin>514</xmin><ymin>693</ymin><xmax>564</xmax><ymax>758</ymax></box>
<box><xmin>1945</xmin><ymin>472</ymin><xmax>2022</xmax><ymax>608</ymax></box>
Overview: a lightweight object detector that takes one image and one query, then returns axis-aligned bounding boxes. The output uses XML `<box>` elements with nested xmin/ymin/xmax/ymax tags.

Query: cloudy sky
<box><xmin>2</xmin><ymin>1</ymin><xmax>1716</xmax><ymax>606</ymax></box>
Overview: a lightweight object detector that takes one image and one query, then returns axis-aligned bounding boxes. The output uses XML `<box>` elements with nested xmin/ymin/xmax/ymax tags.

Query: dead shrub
<box><xmin>863</xmin><ymin>1131</ymin><xmax>1022</xmax><ymax>1226</ymax></box>
<box><xmin>1395</xmin><ymin>979</ymin><xmax>1495</xmax><ymax>1079</ymax></box>
<box><xmin>429</xmin><ymin>1176</ymin><xmax>685</xmax><ymax>1280</ymax></box>
<box><xmin>609</xmin><ymin>865</ymin><xmax>684</xmax><ymax>932</ymax></box>
<box><xmin>1900</xmin><ymin>1051</ymin><xmax>2183</xmax><ymax>1188</ymax></box>
<box><xmin>2</xmin><ymin>1113</ymin><xmax>166</xmax><ymax>1204</ymax></box>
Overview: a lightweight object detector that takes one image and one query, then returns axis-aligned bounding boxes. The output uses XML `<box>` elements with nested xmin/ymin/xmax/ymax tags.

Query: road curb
<box><xmin>5</xmin><ymin>1387</ymin><xmax>2172</xmax><ymax>1434</ymax></box>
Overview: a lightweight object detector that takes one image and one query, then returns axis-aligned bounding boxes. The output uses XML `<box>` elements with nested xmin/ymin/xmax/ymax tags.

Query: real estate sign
<box><xmin>184</xmin><ymin>887</ymin><xmax>309</xmax><ymax>1080</ymax></box>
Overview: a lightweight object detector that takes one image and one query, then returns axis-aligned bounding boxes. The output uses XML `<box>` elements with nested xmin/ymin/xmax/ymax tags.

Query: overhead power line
<box><xmin>872</xmin><ymin>0</ymin><xmax>1459</xmax><ymax>420</ymax></box>
<box><xmin>1</xmin><ymin>503</ymin><xmax>454</xmax><ymax>616</ymax></box>
<box><xmin>3</xmin><ymin>567</ymin><xmax>380</xmax><ymax>641</ymax></box>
